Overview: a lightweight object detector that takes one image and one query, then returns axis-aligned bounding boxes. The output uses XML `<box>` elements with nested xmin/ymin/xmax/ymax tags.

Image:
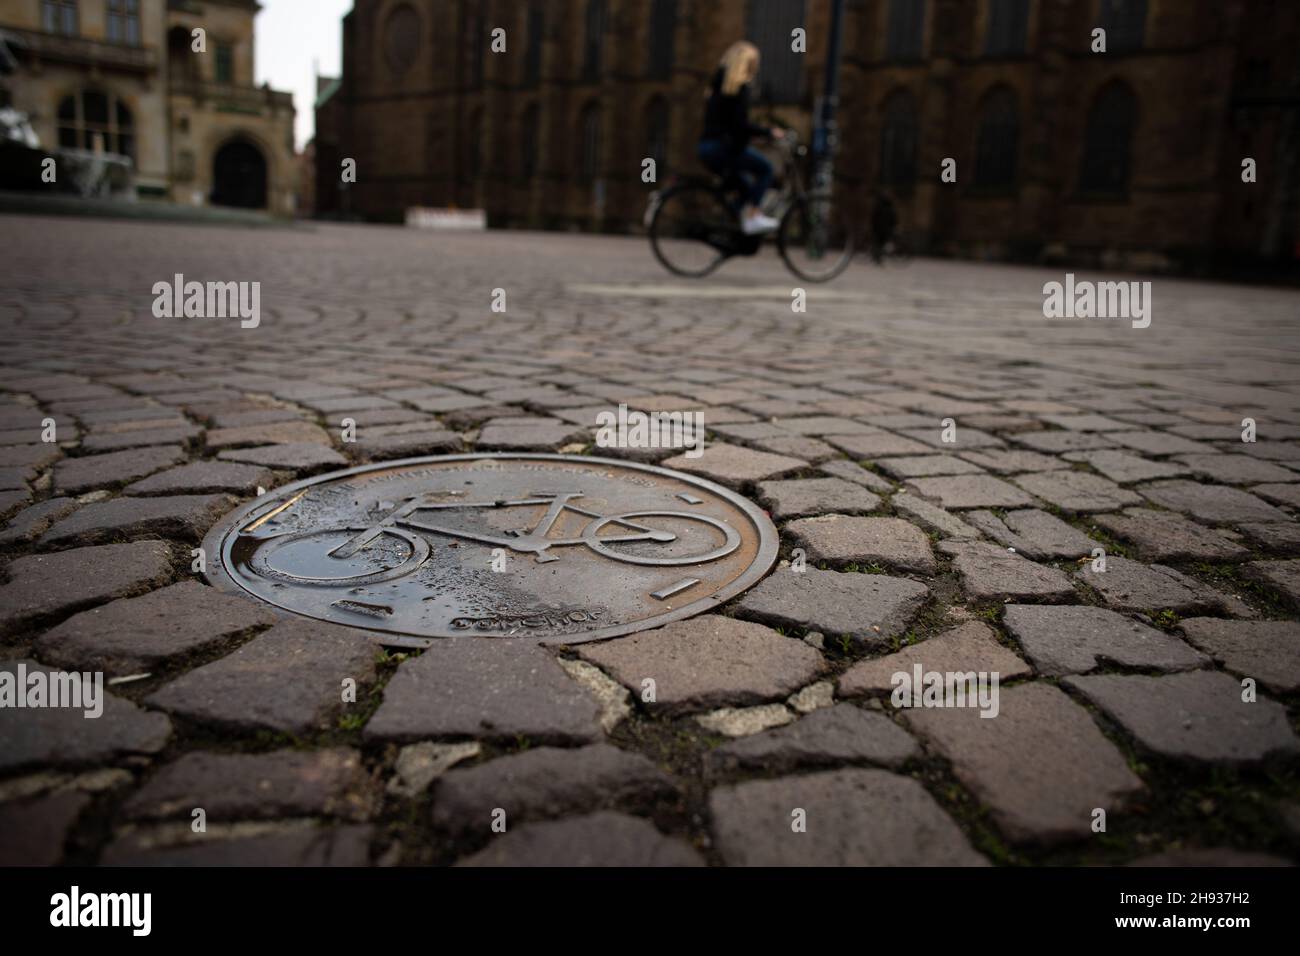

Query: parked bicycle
<box><xmin>647</xmin><ymin>129</ymin><xmax>856</xmax><ymax>283</ymax></box>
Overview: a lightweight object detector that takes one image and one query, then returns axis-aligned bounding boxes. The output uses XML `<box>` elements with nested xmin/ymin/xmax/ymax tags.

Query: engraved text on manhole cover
<box><xmin>203</xmin><ymin>454</ymin><xmax>779</xmax><ymax>645</ymax></box>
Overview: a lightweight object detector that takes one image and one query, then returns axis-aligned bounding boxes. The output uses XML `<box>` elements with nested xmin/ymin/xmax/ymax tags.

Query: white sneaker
<box><xmin>742</xmin><ymin>212</ymin><xmax>779</xmax><ymax>235</ymax></box>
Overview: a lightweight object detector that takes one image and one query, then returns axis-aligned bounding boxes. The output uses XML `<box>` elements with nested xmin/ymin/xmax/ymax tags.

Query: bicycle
<box><xmin>245</xmin><ymin>491</ymin><xmax>742</xmax><ymax>587</ymax></box>
<box><xmin>646</xmin><ymin>129</ymin><xmax>856</xmax><ymax>283</ymax></box>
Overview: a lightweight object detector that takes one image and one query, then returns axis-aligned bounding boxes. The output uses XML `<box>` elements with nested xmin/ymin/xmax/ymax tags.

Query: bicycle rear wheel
<box><xmin>777</xmin><ymin>192</ymin><xmax>856</xmax><ymax>283</ymax></box>
<box><xmin>649</xmin><ymin>183</ymin><xmax>738</xmax><ymax>278</ymax></box>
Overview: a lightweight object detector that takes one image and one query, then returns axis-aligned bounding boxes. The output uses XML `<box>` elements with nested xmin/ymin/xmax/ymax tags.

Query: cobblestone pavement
<box><xmin>2</xmin><ymin>213</ymin><xmax>1300</xmax><ymax>866</ymax></box>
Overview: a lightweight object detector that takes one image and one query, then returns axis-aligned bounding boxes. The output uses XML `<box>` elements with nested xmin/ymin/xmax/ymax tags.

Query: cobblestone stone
<box><xmin>1011</xmin><ymin>470</ymin><xmax>1142</xmax><ymax>513</ymax></box>
<box><xmin>216</xmin><ymin>442</ymin><xmax>349</xmax><ymax>471</ymax></box>
<box><xmin>816</xmin><ymin>459</ymin><xmax>895</xmax><ymax>493</ymax></box>
<box><xmin>785</xmin><ymin>515</ymin><xmax>936</xmax><ymax>573</ymax></box>
<box><xmin>365</xmin><ymin>640</ymin><xmax>603</xmax><ymax>744</ymax></box>
<box><xmin>706</xmin><ymin>703</ymin><xmax>919</xmax><ymax>774</ymax></box>
<box><xmin>123</xmin><ymin>748</ymin><xmax>375</xmax><ymax>822</ymax></box>
<box><xmin>939</xmin><ymin>541</ymin><xmax>1076</xmax><ymax>603</ymax></box>
<box><xmin>1061</xmin><ymin>449</ymin><xmax>1189</xmax><ymax>484</ymax></box>
<box><xmin>125</xmin><ymin>461</ymin><xmax>274</xmax><ymax>495</ymax></box>
<box><xmin>456</xmin><ymin>811</ymin><xmax>704</xmax><ymax>867</ymax></box>
<box><xmin>0</xmin><ymin>791</ymin><xmax>90</xmax><ymax>866</ymax></box>
<box><xmin>34</xmin><ymin>581</ymin><xmax>279</xmax><ymax>675</ymax></box>
<box><xmin>431</xmin><ymin>744</ymin><xmax>674</xmax><ymax>833</ymax></box>
<box><xmin>755</xmin><ymin>476</ymin><xmax>880</xmax><ymax>519</ymax></box>
<box><xmin>839</xmin><ymin>622</ymin><xmax>1032</xmax><ymax>696</ymax></box>
<box><xmin>661</xmin><ymin>442</ymin><xmax>806</xmax><ymax>487</ymax></box>
<box><xmin>1062</xmin><ymin>671</ymin><xmax>1299</xmax><ymax>764</ymax></box>
<box><xmin>41</xmin><ymin>494</ymin><xmax>233</xmax><ymax>546</ymax></box>
<box><xmin>1177</xmin><ymin>618</ymin><xmax>1300</xmax><ymax>693</ymax></box>
<box><xmin>1139</xmin><ymin>480</ymin><xmax>1289</xmax><ymax>524</ymax></box>
<box><xmin>1244</xmin><ymin>559</ymin><xmax>1300</xmax><ymax>608</ymax></box>
<box><xmin>0</xmin><ymin>497</ymin><xmax>80</xmax><ymax>546</ymax></box>
<box><xmin>0</xmin><ymin>541</ymin><xmax>173</xmax><ymax>631</ymax></box>
<box><xmin>53</xmin><ymin>446</ymin><xmax>186</xmax><ymax>495</ymax></box>
<box><xmin>100</xmin><ymin>823</ymin><xmax>373</xmax><ymax>866</ymax></box>
<box><xmin>1176</xmin><ymin>454</ymin><xmax>1298</xmax><ymax>485</ymax></box>
<box><xmin>733</xmin><ymin>566</ymin><xmax>929</xmax><ymax>648</ymax></box>
<box><xmin>1077</xmin><ymin>557</ymin><xmax>1249</xmax><ymax>616</ymax></box>
<box><xmin>1093</xmin><ymin>509</ymin><xmax>1251</xmax><ymax>562</ymax></box>
<box><xmin>0</xmin><ymin>659</ymin><xmax>172</xmax><ymax>772</ymax></box>
<box><xmin>146</xmin><ymin>619</ymin><xmax>379</xmax><ymax>735</ymax></box>
<box><xmin>1002</xmin><ymin>604</ymin><xmax>1207</xmax><ymax>676</ymax></box>
<box><xmin>907</xmin><ymin>474</ymin><xmax>1037</xmax><ymax>510</ymax></box>
<box><xmin>964</xmin><ymin>508</ymin><xmax>1098</xmax><ymax>560</ymax></box>
<box><xmin>905</xmin><ymin>682</ymin><xmax>1144</xmax><ymax>844</ymax></box>
<box><xmin>708</xmin><ymin>768</ymin><xmax>987</xmax><ymax>866</ymax></box>
<box><xmin>577</xmin><ymin>616</ymin><xmax>822</xmax><ymax>715</ymax></box>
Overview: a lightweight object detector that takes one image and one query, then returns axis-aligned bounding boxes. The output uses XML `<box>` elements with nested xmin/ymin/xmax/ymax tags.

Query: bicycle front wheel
<box><xmin>778</xmin><ymin>192</ymin><xmax>856</xmax><ymax>283</ymax></box>
<box><xmin>649</xmin><ymin>184</ymin><xmax>737</xmax><ymax>278</ymax></box>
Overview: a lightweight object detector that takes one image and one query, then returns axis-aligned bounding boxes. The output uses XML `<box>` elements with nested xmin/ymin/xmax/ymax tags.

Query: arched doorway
<box><xmin>211</xmin><ymin>139</ymin><xmax>267</xmax><ymax>208</ymax></box>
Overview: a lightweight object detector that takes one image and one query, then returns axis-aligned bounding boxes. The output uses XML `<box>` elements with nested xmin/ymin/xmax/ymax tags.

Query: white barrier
<box><xmin>405</xmin><ymin>207</ymin><xmax>487</xmax><ymax>230</ymax></box>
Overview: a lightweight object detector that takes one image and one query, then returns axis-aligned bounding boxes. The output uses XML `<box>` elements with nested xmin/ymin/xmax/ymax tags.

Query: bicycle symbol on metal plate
<box><xmin>203</xmin><ymin>454</ymin><xmax>778</xmax><ymax>646</ymax></box>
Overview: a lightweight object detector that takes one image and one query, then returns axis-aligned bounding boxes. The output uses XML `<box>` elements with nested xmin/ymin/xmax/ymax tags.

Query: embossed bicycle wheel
<box><xmin>202</xmin><ymin>454</ymin><xmax>779</xmax><ymax>646</ymax></box>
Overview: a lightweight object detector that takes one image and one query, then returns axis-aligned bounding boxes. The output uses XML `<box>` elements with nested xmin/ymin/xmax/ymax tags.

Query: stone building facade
<box><xmin>316</xmin><ymin>0</ymin><xmax>1298</xmax><ymax>269</ymax></box>
<box><xmin>0</xmin><ymin>0</ymin><xmax>296</xmax><ymax>214</ymax></box>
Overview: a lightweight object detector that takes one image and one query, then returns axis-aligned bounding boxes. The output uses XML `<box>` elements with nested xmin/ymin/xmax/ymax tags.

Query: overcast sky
<box><xmin>254</xmin><ymin>0</ymin><xmax>354</xmax><ymax>151</ymax></box>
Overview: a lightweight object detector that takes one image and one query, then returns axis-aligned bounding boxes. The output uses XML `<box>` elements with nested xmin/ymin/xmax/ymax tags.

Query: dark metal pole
<box><xmin>812</xmin><ymin>0</ymin><xmax>847</xmax><ymax>196</ymax></box>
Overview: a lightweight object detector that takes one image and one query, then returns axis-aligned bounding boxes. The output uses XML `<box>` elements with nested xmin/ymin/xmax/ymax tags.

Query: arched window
<box><xmin>746</xmin><ymin>0</ymin><xmax>805</xmax><ymax>104</ymax></box>
<box><xmin>1098</xmin><ymin>0</ymin><xmax>1147</xmax><ymax>52</ymax></box>
<box><xmin>524</xmin><ymin>3</ymin><xmax>544</xmax><ymax>87</ymax></box>
<box><xmin>384</xmin><ymin>3</ymin><xmax>421</xmax><ymax>76</ymax></box>
<box><xmin>578</xmin><ymin>101</ymin><xmax>601</xmax><ymax>182</ymax></box>
<box><xmin>645</xmin><ymin>96</ymin><xmax>669</xmax><ymax>171</ymax></box>
<box><xmin>582</xmin><ymin>0</ymin><xmax>606</xmax><ymax>81</ymax></box>
<box><xmin>973</xmin><ymin>87</ymin><xmax>1018</xmax><ymax>188</ymax></box>
<box><xmin>520</xmin><ymin>103</ymin><xmax>540</xmax><ymax>179</ymax></box>
<box><xmin>879</xmin><ymin>89</ymin><xmax>918</xmax><ymax>189</ymax></box>
<box><xmin>1079</xmin><ymin>82</ymin><xmax>1136</xmax><ymax>195</ymax></box>
<box><xmin>107</xmin><ymin>0</ymin><xmax>140</xmax><ymax>46</ymax></box>
<box><xmin>984</xmin><ymin>0</ymin><xmax>1028</xmax><ymax>56</ymax></box>
<box><xmin>886</xmin><ymin>0</ymin><xmax>926</xmax><ymax>61</ymax></box>
<box><xmin>41</xmin><ymin>0</ymin><xmax>78</xmax><ymax>37</ymax></box>
<box><xmin>168</xmin><ymin>26</ymin><xmax>198</xmax><ymax>85</ymax></box>
<box><xmin>57</xmin><ymin>89</ymin><xmax>134</xmax><ymax>160</ymax></box>
<box><xmin>464</xmin><ymin>109</ymin><xmax>483</xmax><ymax>181</ymax></box>
<box><xmin>467</xmin><ymin>8</ymin><xmax>485</xmax><ymax>88</ymax></box>
<box><xmin>647</xmin><ymin>0</ymin><xmax>677</xmax><ymax>80</ymax></box>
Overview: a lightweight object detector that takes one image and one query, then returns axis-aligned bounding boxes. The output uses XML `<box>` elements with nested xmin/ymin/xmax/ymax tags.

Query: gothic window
<box><xmin>973</xmin><ymin>86</ymin><xmax>1018</xmax><ymax>187</ymax></box>
<box><xmin>984</xmin><ymin>0</ymin><xmax>1028</xmax><ymax>56</ymax></box>
<box><xmin>1079</xmin><ymin>82</ymin><xmax>1137</xmax><ymax>194</ymax></box>
<box><xmin>746</xmin><ymin>0</ymin><xmax>805</xmax><ymax>104</ymax></box>
<box><xmin>879</xmin><ymin>89</ymin><xmax>918</xmax><ymax>188</ymax></box>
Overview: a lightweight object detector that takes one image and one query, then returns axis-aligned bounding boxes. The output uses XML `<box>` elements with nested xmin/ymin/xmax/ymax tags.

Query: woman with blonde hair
<box><xmin>698</xmin><ymin>41</ymin><xmax>785</xmax><ymax>235</ymax></box>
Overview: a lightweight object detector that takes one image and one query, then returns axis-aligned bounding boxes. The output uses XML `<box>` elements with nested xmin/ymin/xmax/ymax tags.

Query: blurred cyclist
<box><xmin>697</xmin><ymin>41</ymin><xmax>785</xmax><ymax>236</ymax></box>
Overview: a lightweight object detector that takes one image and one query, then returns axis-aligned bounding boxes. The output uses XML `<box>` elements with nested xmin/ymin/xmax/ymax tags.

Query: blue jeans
<box><xmin>697</xmin><ymin>139</ymin><xmax>773</xmax><ymax>208</ymax></box>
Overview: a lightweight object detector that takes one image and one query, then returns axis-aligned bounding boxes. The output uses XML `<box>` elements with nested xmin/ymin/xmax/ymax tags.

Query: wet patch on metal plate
<box><xmin>203</xmin><ymin>454</ymin><xmax>779</xmax><ymax>646</ymax></box>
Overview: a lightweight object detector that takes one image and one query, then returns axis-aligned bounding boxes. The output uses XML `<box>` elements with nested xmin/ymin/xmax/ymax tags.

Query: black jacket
<box><xmin>701</xmin><ymin>67</ymin><xmax>768</xmax><ymax>153</ymax></box>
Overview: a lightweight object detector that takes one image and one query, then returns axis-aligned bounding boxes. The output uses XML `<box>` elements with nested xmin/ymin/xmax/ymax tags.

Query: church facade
<box><xmin>314</xmin><ymin>0</ymin><xmax>1299</xmax><ymax>270</ymax></box>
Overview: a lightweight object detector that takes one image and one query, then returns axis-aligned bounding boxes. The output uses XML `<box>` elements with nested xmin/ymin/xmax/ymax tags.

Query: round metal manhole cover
<box><xmin>203</xmin><ymin>454</ymin><xmax>778</xmax><ymax>646</ymax></box>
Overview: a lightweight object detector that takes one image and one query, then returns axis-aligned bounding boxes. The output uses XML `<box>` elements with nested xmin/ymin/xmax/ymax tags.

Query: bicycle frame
<box><xmin>334</xmin><ymin>492</ymin><xmax>676</xmax><ymax>564</ymax></box>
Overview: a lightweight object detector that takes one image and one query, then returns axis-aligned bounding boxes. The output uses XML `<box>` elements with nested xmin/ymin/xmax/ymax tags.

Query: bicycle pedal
<box><xmin>534</xmin><ymin>553</ymin><xmax>559</xmax><ymax>564</ymax></box>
